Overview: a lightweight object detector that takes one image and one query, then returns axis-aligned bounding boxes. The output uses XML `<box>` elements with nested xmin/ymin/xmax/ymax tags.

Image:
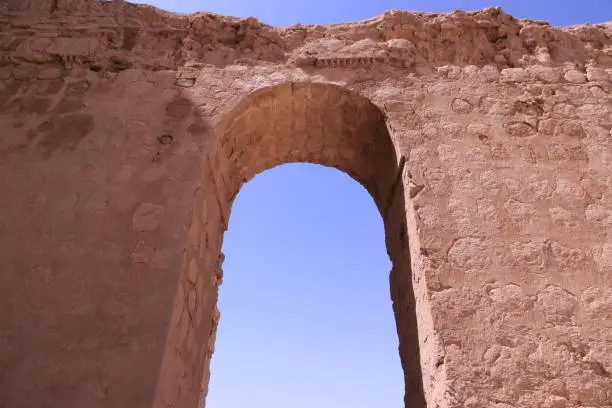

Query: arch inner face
<box><xmin>212</xmin><ymin>83</ymin><xmax>397</xmax><ymax>209</ymax></box>
<box><xmin>189</xmin><ymin>83</ymin><xmax>425</xmax><ymax>408</ymax></box>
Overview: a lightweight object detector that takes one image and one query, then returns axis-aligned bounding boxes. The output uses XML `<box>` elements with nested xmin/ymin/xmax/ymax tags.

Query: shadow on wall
<box><xmin>0</xmin><ymin>51</ymin><xmax>426</xmax><ymax>407</ymax></box>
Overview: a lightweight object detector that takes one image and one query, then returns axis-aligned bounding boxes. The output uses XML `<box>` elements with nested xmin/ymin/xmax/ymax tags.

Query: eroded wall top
<box><xmin>1</xmin><ymin>0</ymin><xmax>612</xmax><ymax>75</ymax></box>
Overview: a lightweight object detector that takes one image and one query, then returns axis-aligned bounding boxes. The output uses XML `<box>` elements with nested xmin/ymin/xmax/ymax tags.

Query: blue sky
<box><xmin>208</xmin><ymin>164</ymin><xmax>398</xmax><ymax>408</ymax></box>
<box><xmin>133</xmin><ymin>0</ymin><xmax>611</xmax><ymax>26</ymax></box>
<box><xmin>131</xmin><ymin>1</ymin><xmax>611</xmax><ymax>407</ymax></box>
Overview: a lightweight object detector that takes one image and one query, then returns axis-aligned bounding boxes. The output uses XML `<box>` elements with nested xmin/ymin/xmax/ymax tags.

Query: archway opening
<box><xmin>155</xmin><ymin>82</ymin><xmax>426</xmax><ymax>408</ymax></box>
<box><xmin>206</xmin><ymin>162</ymin><xmax>404</xmax><ymax>408</ymax></box>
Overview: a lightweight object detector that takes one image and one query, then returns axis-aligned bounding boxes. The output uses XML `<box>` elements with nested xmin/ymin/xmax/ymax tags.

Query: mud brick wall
<box><xmin>0</xmin><ymin>1</ymin><xmax>611</xmax><ymax>407</ymax></box>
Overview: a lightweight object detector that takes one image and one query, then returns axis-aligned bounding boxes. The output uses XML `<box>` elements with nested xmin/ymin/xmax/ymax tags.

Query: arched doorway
<box><xmin>154</xmin><ymin>83</ymin><xmax>425</xmax><ymax>408</ymax></box>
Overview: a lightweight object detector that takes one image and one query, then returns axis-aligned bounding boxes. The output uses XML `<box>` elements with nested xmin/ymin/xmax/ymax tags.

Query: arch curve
<box><xmin>210</xmin><ymin>82</ymin><xmax>400</xmax><ymax>214</ymax></box>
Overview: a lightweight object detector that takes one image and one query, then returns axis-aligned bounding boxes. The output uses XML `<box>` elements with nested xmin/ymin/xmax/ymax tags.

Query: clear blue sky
<box><xmin>131</xmin><ymin>1</ymin><xmax>610</xmax><ymax>407</ymax></box>
<box><xmin>133</xmin><ymin>0</ymin><xmax>611</xmax><ymax>26</ymax></box>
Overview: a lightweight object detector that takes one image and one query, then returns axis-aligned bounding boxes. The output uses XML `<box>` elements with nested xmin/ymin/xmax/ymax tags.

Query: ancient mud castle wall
<box><xmin>0</xmin><ymin>0</ymin><xmax>611</xmax><ymax>407</ymax></box>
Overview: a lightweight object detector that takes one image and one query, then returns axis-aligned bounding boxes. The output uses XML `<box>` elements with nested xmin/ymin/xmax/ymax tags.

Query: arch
<box><xmin>154</xmin><ymin>82</ymin><xmax>426</xmax><ymax>408</ymax></box>
<box><xmin>210</xmin><ymin>82</ymin><xmax>399</xmax><ymax>214</ymax></box>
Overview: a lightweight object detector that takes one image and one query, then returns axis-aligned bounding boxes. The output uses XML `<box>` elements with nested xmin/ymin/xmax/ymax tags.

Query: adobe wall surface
<box><xmin>0</xmin><ymin>1</ymin><xmax>611</xmax><ymax>407</ymax></box>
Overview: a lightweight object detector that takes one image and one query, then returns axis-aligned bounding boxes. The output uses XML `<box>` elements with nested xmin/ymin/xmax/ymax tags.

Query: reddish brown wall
<box><xmin>0</xmin><ymin>1</ymin><xmax>611</xmax><ymax>408</ymax></box>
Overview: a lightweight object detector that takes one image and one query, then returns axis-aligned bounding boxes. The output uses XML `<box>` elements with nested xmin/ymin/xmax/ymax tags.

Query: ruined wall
<box><xmin>0</xmin><ymin>1</ymin><xmax>611</xmax><ymax>408</ymax></box>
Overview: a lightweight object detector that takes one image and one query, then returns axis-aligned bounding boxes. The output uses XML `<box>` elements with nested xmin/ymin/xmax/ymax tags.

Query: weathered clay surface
<box><xmin>0</xmin><ymin>1</ymin><xmax>611</xmax><ymax>408</ymax></box>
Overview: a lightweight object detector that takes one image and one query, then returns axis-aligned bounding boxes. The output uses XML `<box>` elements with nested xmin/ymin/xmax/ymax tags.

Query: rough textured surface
<box><xmin>0</xmin><ymin>1</ymin><xmax>611</xmax><ymax>407</ymax></box>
